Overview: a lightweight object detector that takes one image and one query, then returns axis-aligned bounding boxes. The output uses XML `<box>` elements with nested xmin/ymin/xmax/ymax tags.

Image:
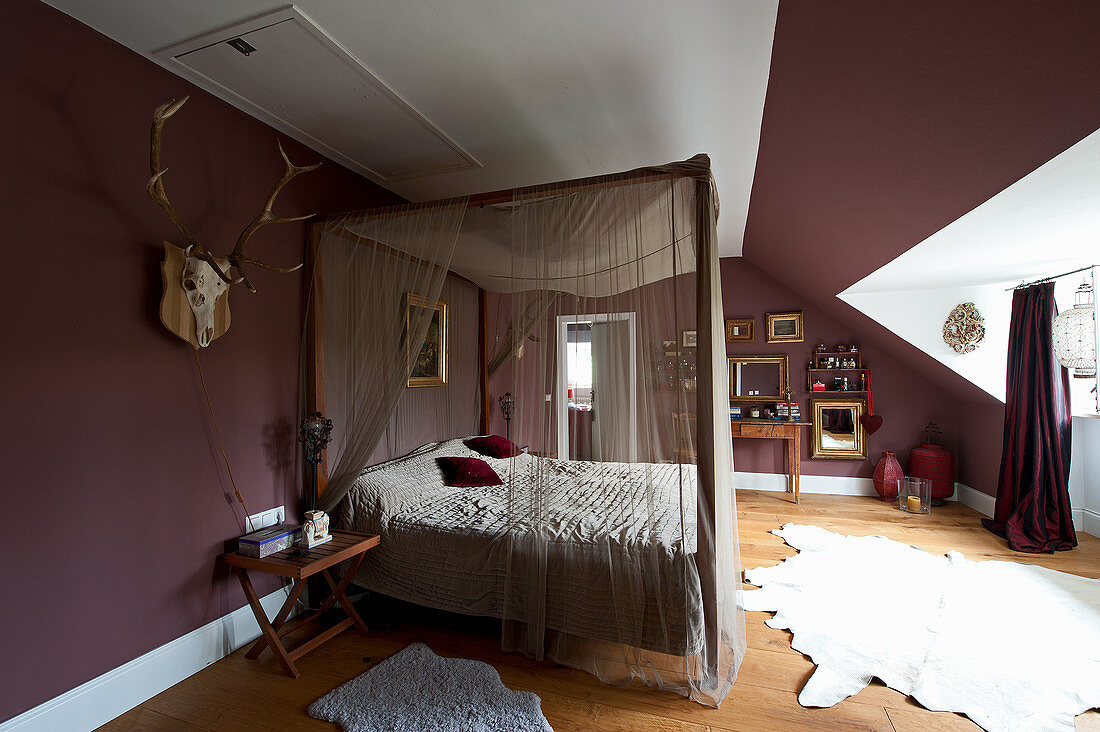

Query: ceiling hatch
<box><xmin>156</xmin><ymin>7</ymin><xmax>481</xmax><ymax>183</ymax></box>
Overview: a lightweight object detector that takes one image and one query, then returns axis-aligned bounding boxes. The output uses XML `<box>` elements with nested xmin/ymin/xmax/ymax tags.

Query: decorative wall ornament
<box><xmin>1052</xmin><ymin>280</ymin><xmax>1096</xmax><ymax>379</ymax></box>
<box><xmin>942</xmin><ymin>302</ymin><xmax>986</xmax><ymax>354</ymax></box>
<box><xmin>146</xmin><ymin>96</ymin><xmax>320</xmax><ymax>348</ymax></box>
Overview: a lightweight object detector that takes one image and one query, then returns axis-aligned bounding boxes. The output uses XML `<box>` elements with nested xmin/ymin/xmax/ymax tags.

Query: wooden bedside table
<box><xmin>224</xmin><ymin>529</ymin><xmax>380</xmax><ymax>678</ymax></box>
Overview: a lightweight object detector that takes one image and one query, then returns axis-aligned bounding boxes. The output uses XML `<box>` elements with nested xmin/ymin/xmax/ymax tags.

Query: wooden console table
<box><xmin>224</xmin><ymin>529</ymin><xmax>379</xmax><ymax>678</ymax></box>
<box><xmin>730</xmin><ymin>420</ymin><xmax>812</xmax><ymax>503</ymax></box>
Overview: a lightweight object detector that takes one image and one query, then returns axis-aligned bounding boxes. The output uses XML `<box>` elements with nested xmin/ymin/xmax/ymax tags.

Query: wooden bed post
<box><xmin>478</xmin><ymin>288</ymin><xmax>491</xmax><ymax>434</ymax></box>
<box><xmin>304</xmin><ymin>221</ymin><xmax>328</xmax><ymax>497</ymax></box>
<box><xmin>694</xmin><ymin>178</ymin><xmax>720</xmax><ymax>683</ymax></box>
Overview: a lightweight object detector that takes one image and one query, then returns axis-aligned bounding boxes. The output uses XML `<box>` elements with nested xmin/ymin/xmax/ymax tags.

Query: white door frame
<box><xmin>555</xmin><ymin>313</ymin><xmax>637</xmax><ymax>461</ymax></box>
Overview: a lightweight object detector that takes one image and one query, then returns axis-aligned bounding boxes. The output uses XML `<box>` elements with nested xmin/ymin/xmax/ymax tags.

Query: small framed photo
<box><xmin>662</xmin><ymin>339</ymin><xmax>678</xmax><ymax>356</ymax></box>
<box><xmin>681</xmin><ymin>329</ymin><xmax>697</xmax><ymax>348</ymax></box>
<box><xmin>765</xmin><ymin>311</ymin><xmax>804</xmax><ymax>343</ymax></box>
<box><xmin>725</xmin><ymin>318</ymin><xmax>754</xmax><ymax>343</ymax></box>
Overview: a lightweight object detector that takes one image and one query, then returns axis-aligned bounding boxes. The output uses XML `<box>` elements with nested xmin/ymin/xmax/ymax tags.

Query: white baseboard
<box><xmin>1083</xmin><ymin>509</ymin><xmax>1100</xmax><ymax>540</ymax></box>
<box><xmin>734</xmin><ymin>470</ymin><xmax>879</xmax><ymax>497</ymax></box>
<box><xmin>0</xmin><ymin>586</ymin><xmax>293</xmax><ymax>732</ymax></box>
<box><xmin>954</xmin><ymin>482</ymin><xmax>995</xmax><ymax>517</ymax></box>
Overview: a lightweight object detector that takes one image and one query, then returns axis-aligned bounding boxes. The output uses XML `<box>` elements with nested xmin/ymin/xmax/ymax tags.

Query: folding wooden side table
<box><xmin>224</xmin><ymin>529</ymin><xmax>380</xmax><ymax>678</ymax></box>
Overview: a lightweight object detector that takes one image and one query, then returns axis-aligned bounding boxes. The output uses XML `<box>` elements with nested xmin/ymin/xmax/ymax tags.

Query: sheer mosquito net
<box><xmin>307</xmin><ymin>155</ymin><xmax>745</xmax><ymax>705</ymax></box>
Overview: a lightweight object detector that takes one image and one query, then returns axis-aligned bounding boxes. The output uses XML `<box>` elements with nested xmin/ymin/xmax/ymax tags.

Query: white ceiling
<box><xmin>42</xmin><ymin>0</ymin><xmax>779</xmax><ymax>257</ymax></box>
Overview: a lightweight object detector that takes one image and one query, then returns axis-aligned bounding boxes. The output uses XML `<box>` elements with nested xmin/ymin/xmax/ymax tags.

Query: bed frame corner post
<box><xmin>479</xmin><ymin>287</ymin><xmax>491</xmax><ymax>435</ymax></box>
<box><xmin>695</xmin><ymin>178</ymin><xmax>720</xmax><ymax>683</ymax></box>
<box><xmin>305</xmin><ymin>220</ymin><xmax>328</xmax><ymax>496</ymax></box>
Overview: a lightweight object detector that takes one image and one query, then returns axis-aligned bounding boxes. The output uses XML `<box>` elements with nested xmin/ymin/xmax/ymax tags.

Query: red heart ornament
<box><xmin>860</xmin><ymin>414</ymin><xmax>883</xmax><ymax>435</ymax></box>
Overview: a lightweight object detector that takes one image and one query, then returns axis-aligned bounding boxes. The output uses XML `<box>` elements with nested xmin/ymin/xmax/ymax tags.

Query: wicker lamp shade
<box><xmin>1052</xmin><ymin>281</ymin><xmax>1096</xmax><ymax>379</ymax></box>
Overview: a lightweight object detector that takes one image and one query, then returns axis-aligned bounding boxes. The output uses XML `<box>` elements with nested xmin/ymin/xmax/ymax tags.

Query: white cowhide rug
<box><xmin>743</xmin><ymin>524</ymin><xmax>1100</xmax><ymax>732</ymax></box>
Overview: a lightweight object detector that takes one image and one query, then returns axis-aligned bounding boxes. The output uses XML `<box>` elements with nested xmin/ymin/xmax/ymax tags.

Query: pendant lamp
<box><xmin>1052</xmin><ymin>280</ymin><xmax>1096</xmax><ymax>379</ymax></box>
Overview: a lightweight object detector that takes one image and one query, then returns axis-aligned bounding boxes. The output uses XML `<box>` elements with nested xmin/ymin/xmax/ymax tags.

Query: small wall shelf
<box><xmin>807</xmin><ymin>350</ymin><xmax>868</xmax><ymax>394</ymax></box>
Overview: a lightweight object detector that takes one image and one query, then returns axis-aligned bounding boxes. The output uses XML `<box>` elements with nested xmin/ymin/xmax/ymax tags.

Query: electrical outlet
<box><xmin>246</xmin><ymin>505</ymin><xmax>285</xmax><ymax>532</ymax></box>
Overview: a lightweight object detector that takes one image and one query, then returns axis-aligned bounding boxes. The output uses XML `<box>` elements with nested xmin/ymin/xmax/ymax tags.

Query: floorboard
<box><xmin>99</xmin><ymin>492</ymin><xmax>1099</xmax><ymax>731</ymax></box>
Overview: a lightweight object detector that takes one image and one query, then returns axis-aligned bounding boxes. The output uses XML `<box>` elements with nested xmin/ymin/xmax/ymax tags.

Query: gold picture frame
<box><xmin>765</xmin><ymin>311</ymin><xmax>804</xmax><ymax>343</ymax></box>
<box><xmin>725</xmin><ymin>318</ymin><xmax>755</xmax><ymax>342</ymax></box>
<box><xmin>727</xmin><ymin>354</ymin><xmax>789</xmax><ymax>403</ymax></box>
<box><xmin>406</xmin><ymin>294</ymin><xmax>448</xmax><ymax>387</ymax></box>
<box><xmin>809</xmin><ymin>398</ymin><xmax>867</xmax><ymax>460</ymax></box>
<box><xmin>681</xmin><ymin>329</ymin><xmax>697</xmax><ymax>348</ymax></box>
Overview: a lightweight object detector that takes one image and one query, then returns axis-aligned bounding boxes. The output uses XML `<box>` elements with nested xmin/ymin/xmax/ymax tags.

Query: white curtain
<box><xmin>311</xmin><ymin>156</ymin><xmax>745</xmax><ymax>706</ymax></box>
<box><xmin>314</xmin><ymin>199</ymin><xmax>468</xmax><ymax>513</ymax></box>
<box><xmin>591</xmin><ymin>318</ymin><xmax>634</xmax><ymax>462</ymax></box>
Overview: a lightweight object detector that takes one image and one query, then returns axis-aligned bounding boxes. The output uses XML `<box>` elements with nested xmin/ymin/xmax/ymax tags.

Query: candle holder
<box><xmin>897</xmin><ymin>476</ymin><xmax>931</xmax><ymax>514</ymax></box>
<box><xmin>498</xmin><ymin>392</ymin><xmax>515</xmax><ymax>443</ymax></box>
<box><xmin>298</xmin><ymin>411</ymin><xmax>333</xmax><ymax>513</ymax></box>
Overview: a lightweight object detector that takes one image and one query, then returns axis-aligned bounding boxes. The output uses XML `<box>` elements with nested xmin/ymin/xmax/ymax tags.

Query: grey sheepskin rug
<box><xmin>308</xmin><ymin>643</ymin><xmax>553</xmax><ymax>732</ymax></box>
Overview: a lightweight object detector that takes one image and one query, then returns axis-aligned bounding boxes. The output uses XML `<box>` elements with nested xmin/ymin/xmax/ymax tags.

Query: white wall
<box><xmin>841</xmin><ymin>284</ymin><xmax>1013</xmax><ymax>401</ymax></box>
<box><xmin>1069</xmin><ymin>415</ymin><xmax>1100</xmax><ymax>538</ymax></box>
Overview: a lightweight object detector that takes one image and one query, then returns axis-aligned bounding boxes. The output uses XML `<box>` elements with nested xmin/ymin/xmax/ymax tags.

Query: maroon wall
<box><xmin>0</xmin><ymin>1</ymin><xmax>401</xmax><ymax>722</ymax></box>
<box><xmin>742</xmin><ymin>1</ymin><xmax>1100</xmax><ymax>494</ymax></box>
<box><xmin>721</xmin><ymin>259</ymin><xmax>959</xmax><ymax>478</ymax></box>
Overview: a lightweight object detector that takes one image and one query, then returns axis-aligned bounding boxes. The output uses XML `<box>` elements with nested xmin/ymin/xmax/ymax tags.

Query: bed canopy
<box><xmin>303</xmin><ymin>155</ymin><xmax>745</xmax><ymax>706</ymax></box>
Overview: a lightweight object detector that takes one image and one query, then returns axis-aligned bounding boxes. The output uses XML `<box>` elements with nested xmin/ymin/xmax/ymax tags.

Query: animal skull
<box><xmin>181</xmin><ymin>254</ymin><xmax>231</xmax><ymax>347</ymax></box>
<box><xmin>147</xmin><ymin>96</ymin><xmax>318</xmax><ymax>349</ymax></box>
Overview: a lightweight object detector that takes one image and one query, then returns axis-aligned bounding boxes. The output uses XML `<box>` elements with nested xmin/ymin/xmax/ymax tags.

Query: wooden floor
<box><xmin>102</xmin><ymin>492</ymin><xmax>1100</xmax><ymax>731</ymax></box>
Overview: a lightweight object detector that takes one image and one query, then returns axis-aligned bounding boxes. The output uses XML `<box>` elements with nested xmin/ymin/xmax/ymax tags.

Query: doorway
<box><xmin>555</xmin><ymin>313</ymin><xmax>637</xmax><ymax>461</ymax></box>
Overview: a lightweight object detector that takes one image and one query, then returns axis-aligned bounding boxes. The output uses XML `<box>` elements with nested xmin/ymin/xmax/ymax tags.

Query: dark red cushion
<box><xmin>436</xmin><ymin>456</ymin><xmax>503</xmax><ymax>487</ymax></box>
<box><xmin>464</xmin><ymin>435</ymin><xmax>521</xmax><ymax>459</ymax></box>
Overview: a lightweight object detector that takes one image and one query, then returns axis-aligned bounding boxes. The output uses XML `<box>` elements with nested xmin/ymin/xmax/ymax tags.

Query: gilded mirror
<box><xmin>727</xmin><ymin>355</ymin><xmax>789</xmax><ymax>403</ymax></box>
<box><xmin>810</xmin><ymin>398</ymin><xmax>867</xmax><ymax>459</ymax></box>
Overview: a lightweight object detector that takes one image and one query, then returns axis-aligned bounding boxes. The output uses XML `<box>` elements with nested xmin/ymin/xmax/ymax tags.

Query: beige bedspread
<box><xmin>335</xmin><ymin>438</ymin><xmax>703</xmax><ymax>655</ymax></box>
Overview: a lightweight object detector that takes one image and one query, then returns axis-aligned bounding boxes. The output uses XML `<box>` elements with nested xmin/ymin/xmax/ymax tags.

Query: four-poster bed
<box><xmin>301</xmin><ymin>155</ymin><xmax>744</xmax><ymax>706</ymax></box>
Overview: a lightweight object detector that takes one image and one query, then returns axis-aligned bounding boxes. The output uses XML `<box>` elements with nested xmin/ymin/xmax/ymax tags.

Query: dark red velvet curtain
<box><xmin>982</xmin><ymin>283</ymin><xmax>1076</xmax><ymax>552</ymax></box>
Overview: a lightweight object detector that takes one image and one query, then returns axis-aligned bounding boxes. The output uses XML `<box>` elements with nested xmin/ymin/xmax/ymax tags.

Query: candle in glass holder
<box><xmin>907</xmin><ymin>495</ymin><xmax>921</xmax><ymax>513</ymax></box>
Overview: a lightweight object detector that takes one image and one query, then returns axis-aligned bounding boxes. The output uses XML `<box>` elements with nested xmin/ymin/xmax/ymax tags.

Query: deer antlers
<box><xmin>146</xmin><ymin>95</ymin><xmax>321</xmax><ymax>292</ymax></box>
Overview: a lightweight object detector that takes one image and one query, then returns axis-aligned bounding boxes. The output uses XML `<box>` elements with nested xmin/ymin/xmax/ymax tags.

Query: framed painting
<box><xmin>681</xmin><ymin>329</ymin><xmax>698</xmax><ymax>348</ymax></box>
<box><xmin>725</xmin><ymin>318</ymin><xmax>754</xmax><ymax>342</ymax></box>
<box><xmin>406</xmin><ymin>294</ymin><xmax>448</xmax><ymax>387</ymax></box>
<box><xmin>765</xmin><ymin>311</ymin><xmax>804</xmax><ymax>343</ymax></box>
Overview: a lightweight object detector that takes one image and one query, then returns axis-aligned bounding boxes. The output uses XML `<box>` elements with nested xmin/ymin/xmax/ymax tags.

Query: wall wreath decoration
<box><xmin>943</xmin><ymin>302</ymin><xmax>986</xmax><ymax>354</ymax></box>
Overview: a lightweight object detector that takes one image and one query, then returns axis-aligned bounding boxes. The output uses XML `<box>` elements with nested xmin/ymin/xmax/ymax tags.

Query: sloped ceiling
<box><xmin>742</xmin><ymin>0</ymin><xmax>1100</xmax><ymax>403</ymax></box>
<box><xmin>39</xmin><ymin>0</ymin><xmax>779</xmax><ymax>257</ymax></box>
